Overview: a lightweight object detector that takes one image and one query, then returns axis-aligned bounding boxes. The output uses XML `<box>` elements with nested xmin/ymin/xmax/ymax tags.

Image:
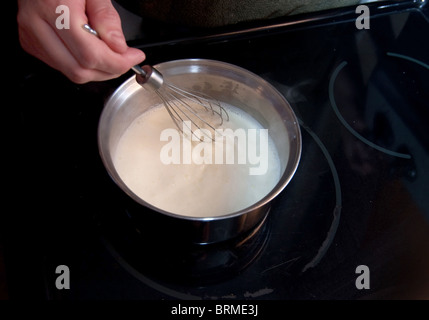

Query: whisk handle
<box><xmin>82</xmin><ymin>24</ymin><xmax>163</xmax><ymax>90</ymax></box>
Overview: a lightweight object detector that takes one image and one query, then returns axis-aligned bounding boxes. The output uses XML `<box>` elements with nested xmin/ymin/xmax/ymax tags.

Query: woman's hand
<box><xmin>17</xmin><ymin>0</ymin><xmax>145</xmax><ymax>83</ymax></box>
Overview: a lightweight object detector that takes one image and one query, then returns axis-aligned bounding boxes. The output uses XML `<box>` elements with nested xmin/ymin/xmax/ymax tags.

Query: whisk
<box><xmin>83</xmin><ymin>24</ymin><xmax>229</xmax><ymax>140</ymax></box>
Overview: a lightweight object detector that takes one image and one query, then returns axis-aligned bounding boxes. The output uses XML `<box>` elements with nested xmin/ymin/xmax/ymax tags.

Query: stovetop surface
<box><xmin>5</xmin><ymin>1</ymin><xmax>429</xmax><ymax>300</ymax></box>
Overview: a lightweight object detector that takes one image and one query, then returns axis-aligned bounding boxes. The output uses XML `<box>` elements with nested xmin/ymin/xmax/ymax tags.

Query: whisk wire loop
<box><xmin>155</xmin><ymin>82</ymin><xmax>229</xmax><ymax>141</ymax></box>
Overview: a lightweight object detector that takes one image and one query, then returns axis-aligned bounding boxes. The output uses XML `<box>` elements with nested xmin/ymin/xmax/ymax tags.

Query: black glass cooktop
<box><xmin>5</xmin><ymin>1</ymin><xmax>429</xmax><ymax>301</ymax></box>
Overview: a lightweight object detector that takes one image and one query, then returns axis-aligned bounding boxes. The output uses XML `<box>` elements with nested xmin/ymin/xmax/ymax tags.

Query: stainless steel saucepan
<box><xmin>98</xmin><ymin>59</ymin><xmax>301</xmax><ymax>244</ymax></box>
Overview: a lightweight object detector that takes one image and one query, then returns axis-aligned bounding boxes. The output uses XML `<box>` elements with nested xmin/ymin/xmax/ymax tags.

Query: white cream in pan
<box><xmin>113</xmin><ymin>102</ymin><xmax>283</xmax><ymax>217</ymax></box>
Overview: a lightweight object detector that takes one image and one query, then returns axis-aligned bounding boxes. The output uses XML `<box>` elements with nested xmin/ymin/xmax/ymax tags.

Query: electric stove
<box><xmin>5</xmin><ymin>0</ymin><xmax>429</xmax><ymax>301</ymax></box>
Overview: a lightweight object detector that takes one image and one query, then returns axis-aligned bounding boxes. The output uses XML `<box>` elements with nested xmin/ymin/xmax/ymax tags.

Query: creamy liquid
<box><xmin>113</xmin><ymin>103</ymin><xmax>283</xmax><ymax>217</ymax></box>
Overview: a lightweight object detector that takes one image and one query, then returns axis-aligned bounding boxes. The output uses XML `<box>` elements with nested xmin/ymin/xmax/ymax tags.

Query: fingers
<box><xmin>19</xmin><ymin>13</ymin><xmax>120</xmax><ymax>83</ymax></box>
<box><xmin>17</xmin><ymin>0</ymin><xmax>146</xmax><ymax>83</ymax></box>
<box><xmin>63</xmin><ymin>17</ymin><xmax>145</xmax><ymax>77</ymax></box>
<box><xmin>58</xmin><ymin>0</ymin><xmax>145</xmax><ymax>77</ymax></box>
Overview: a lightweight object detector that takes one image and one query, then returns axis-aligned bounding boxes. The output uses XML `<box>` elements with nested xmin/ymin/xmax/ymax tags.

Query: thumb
<box><xmin>86</xmin><ymin>0</ymin><xmax>128</xmax><ymax>53</ymax></box>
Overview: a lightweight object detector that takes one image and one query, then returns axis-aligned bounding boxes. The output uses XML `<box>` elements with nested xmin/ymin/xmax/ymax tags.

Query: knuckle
<box><xmin>77</xmin><ymin>49</ymin><xmax>99</xmax><ymax>70</ymax></box>
<box><xmin>17</xmin><ymin>8</ymin><xmax>36</xmax><ymax>31</ymax></box>
<box><xmin>16</xmin><ymin>11</ymin><xmax>27</xmax><ymax>28</ymax></box>
<box><xmin>93</xmin><ymin>6</ymin><xmax>121</xmax><ymax>24</ymax></box>
<box><xmin>67</xmin><ymin>68</ymin><xmax>90</xmax><ymax>84</ymax></box>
